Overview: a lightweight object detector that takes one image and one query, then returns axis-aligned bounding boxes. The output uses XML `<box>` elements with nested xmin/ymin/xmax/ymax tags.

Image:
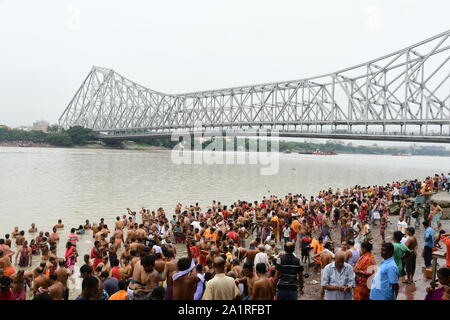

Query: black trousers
<box><xmin>423</xmin><ymin>246</ymin><xmax>432</xmax><ymax>267</ymax></box>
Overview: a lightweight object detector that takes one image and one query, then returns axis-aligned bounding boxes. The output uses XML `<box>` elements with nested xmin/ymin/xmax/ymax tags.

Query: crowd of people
<box><xmin>1</xmin><ymin>173</ymin><xmax>450</xmax><ymax>300</ymax></box>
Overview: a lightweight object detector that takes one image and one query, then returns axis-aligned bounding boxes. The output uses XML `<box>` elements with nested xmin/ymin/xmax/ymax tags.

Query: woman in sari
<box><xmin>353</xmin><ymin>241</ymin><xmax>376</xmax><ymax>300</ymax></box>
<box><xmin>11</xmin><ymin>270</ymin><xmax>26</xmax><ymax>300</ymax></box>
<box><xmin>425</xmin><ymin>267</ymin><xmax>450</xmax><ymax>300</ymax></box>
<box><xmin>64</xmin><ymin>241</ymin><xmax>78</xmax><ymax>274</ymax></box>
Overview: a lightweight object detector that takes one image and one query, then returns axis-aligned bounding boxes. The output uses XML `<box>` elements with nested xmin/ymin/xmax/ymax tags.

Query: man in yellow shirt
<box><xmin>202</xmin><ymin>257</ymin><xmax>241</xmax><ymax>300</ymax></box>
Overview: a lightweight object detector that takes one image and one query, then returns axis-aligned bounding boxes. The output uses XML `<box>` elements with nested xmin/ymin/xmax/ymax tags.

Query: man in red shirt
<box><xmin>189</xmin><ymin>241</ymin><xmax>199</xmax><ymax>259</ymax></box>
<box><xmin>68</xmin><ymin>228</ymin><xmax>79</xmax><ymax>247</ymax></box>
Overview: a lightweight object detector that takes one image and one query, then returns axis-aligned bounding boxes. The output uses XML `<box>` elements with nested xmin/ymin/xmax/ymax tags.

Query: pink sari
<box><xmin>65</xmin><ymin>246</ymin><xmax>76</xmax><ymax>273</ymax></box>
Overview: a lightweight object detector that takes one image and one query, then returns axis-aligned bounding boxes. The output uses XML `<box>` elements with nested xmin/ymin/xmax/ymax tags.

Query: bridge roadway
<box><xmin>96</xmin><ymin>130</ymin><xmax>450</xmax><ymax>144</ymax></box>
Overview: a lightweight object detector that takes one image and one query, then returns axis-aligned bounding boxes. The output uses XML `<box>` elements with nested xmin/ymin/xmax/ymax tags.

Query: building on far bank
<box><xmin>0</xmin><ymin>125</ymin><xmax>11</xmax><ymax>130</ymax></box>
<box><xmin>15</xmin><ymin>125</ymin><xmax>32</xmax><ymax>131</ymax></box>
<box><xmin>33</xmin><ymin>120</ymin><xmax>49</xmax><ymax>133</ymax></box>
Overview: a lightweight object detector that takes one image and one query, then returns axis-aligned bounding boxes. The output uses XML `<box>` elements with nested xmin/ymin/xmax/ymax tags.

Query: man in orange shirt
<box><xmin>311</xmin><ymin>236</ymin><xmax>324</xmax><ymax>255</ymax></box>
<box><xmin>271</xmin><ymin>214</ymin><xmax>280</xmax><ymax>243</ymax></box>
<box><xmin>441</xmin><ymin>232</ymin><xmax>450</xmax><ymax>267</ymax></box>
<box><xmin>109</xmin><ymin>280</ymin><xmax>129</xmax><ymax>300</ymax></box>
<box><xmin>291</xmin><ymin>217</ymin><xmax>301</xmax><ymax>247</ymax></box>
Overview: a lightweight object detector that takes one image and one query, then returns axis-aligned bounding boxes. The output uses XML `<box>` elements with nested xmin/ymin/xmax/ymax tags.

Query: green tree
<box><xmin>66</xmin><ymin>126</ymin><xmax>95</xmax><ymax>145</ymax></box>
<box><xmin>47</xmin><ymin>124</ymin><xmax>61</xmax><ymax>133</ymax></box>
<box><xmin>47</xmin><ymin>133</ymin><xmax>73</xmax><ymax>146</ymax></box>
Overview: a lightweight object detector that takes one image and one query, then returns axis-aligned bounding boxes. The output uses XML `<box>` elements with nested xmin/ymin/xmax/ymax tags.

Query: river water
<box><xmin>1</xmin><ymin>146</ymin><xmax>449</xmax><ymax>298</ymax></box>
<box><xmin>1</xmin><ymin>146</ymin><xmax>449</xmax><ymax>235</ymax></box>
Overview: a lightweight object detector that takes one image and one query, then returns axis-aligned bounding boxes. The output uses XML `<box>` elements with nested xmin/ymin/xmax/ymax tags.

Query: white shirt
<box><xmin>392</xmin><ymin>187</ymin><xmax>399</xmax><ymax>196</ymax></box>
<box><xmin>397</xmin><ymin>221</ymin><xmax>408</xmax><ymax>234</ymax></box>
<box><xmin>254</xmin><ymin>252</ymin><xmax>270</xmax><ymax>269</ymax></box>
<box><xmin>152</xmin><ymin>245</ymin><xmax>162</xmax><ymax>254</ymax></box>
<box><xmin>191</xmin><ymin>221</ymin><xmax>201</xmax><ymax>230</ymax></box>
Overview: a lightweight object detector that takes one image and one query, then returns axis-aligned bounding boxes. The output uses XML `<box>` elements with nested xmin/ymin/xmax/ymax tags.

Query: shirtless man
<box><xmin>0</xmin><ymin>251</ymin><xmax>16</xmax><ymax>277</ymax></box>
<box><xmin>79</xmin><ymin>265</ymin><xmax>104</xmax><ymax>300</ymax></box>
<box><xmin>15</xmin><ymin>240</ymin><xmax>32</xmax><ymax>267</ymax></box>
<box><xmin>11</xmin><ymin>227</ymin><xmax>20</xmax><ymax>238</ymax></box>
<box><xmin>28</xmin><ymin>223</ymin><xmax>37</xmax><ymax>233</ymax></box>
<box><xmin>154</xmin><ymin>253</ymin><xmax>166</xmax><ymax>277</ymax></box>
<box><xmin>129</xmin><ymin>255</ymin><xmax>144</xmax><ymax>293</ymax></box>
<box><xmin>313</xmin><ymin>242</ymin><xmax>335</xmax><ymax>271</ymax></box>
<box><xmin>84</xmin><ymin>219</ymin><xmax>91</xmax><ymax>230</ymax></box>
<box><xmin>172</xmin><ymin>242</ymin><xmax>199</xmax><ymax>300</ymax></box>
<box><xmin>245</xmin><ymin>243</ymin><xmax>258</xmax><ymax>265</ymax></box>
<box><xmin>32</xmin><ymin>267</ymin><xmax>50</xmax><ymax>296</ymax></box>
<box><xmin>120</xmin><ymin>256</ymin><xmax>133</xmax><ymax>280</ymax></box>
<box><xmin>127</xmin><ymin>225</ymin><xmax>137</xmax><ymax>244</ymax></box>
<box><xmin>161</xmin><ymin>249</ymin><xmax>177</xmax><ymax>300</ymax></box>
<box><xmin>313</xmin><ymin>242</ymin><xmax>334</xmax><ymax>299</ymax></box>
<box><xmin>236</xmin><ymin>262</ymin><xmax>256</xmax><ymax>299</ymax></box>
<box><xmin>135</xmin><ymin>255</ymin><xmax>160</xmax><ymax>300</ymax></box>
<box><xmin>231</xmin><ymin>259</ymin><xmax>243</xmax><ymax>278</ymax></box>
<box><xmin>54</xmin><ymin>219</ymin><xmax>64</xmax><ymax>229</ymax></box>
<box><xmin>136</xmin><ymin>224</ymin><xmax>147</xmax><ymax>241</ymax></box>
<box><xmin>48</xmin><ymin>274</ymin><xmax>64</xmax><ymax>300</ymax></box>
<box><xmin>252</xmin><ymin>263</ymin><xmax>274</xmax><ymax>300</ymax></box>
<box><xmin>35</xmin><ymin>231</ymin><xmax>45</xmax><ymax>246</ymax></box>
<box><xmin>238</xmin><ymin>226</ymin><xmax>250</xmax><ymax>248</ymax></box>
<box><xmin>337</xmin><ymin>241</ymin><xmax>352</xmax><ymax>262</ymax></box>
<box><xmin>404</xmin><ymin>227</ymin><xmax>418</xmax><ymax>284</ymax></box>
<box><xmin>56</xmin><ymin>259</ymin><xmax>71</xmax><ymax>300</ymax></box>
<box><xmin>15</xmin><ymin>231</ymin><xmax>25</xmax><ymax>247</ymax></box>
<box><xmin>115</xmin><ymin>216</ymin><xmax>124</xmax><ymax>230</ymax></box>
<box><xmin>113</xmin><ymin>227</ymin><xmax>124</xmax><ymax>250</ymax></box>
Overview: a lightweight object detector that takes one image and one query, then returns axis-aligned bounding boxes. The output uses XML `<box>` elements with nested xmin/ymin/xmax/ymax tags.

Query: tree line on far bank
<box><xmin>138</xmin><ymin>136</ymin><xmax>450</xmax><ymax>156</ymax></box>
<box><xmin>2</xmin><ymin>125</ymin><xmax>450</xmax><ymax>156</ymax></box>
<box><xmin>0</xmin><ymin>126</ymin><xmax>95</xmax><ymax>147</ymax></box>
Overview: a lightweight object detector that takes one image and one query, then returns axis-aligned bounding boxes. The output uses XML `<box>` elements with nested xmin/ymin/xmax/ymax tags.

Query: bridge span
<box><xmin>59</xmin><ymin>30</ymin><xmax>450</xmax><ymax>143</ymax></box>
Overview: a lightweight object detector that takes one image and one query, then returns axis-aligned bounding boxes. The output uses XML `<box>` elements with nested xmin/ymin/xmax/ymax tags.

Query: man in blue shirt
<box><xmin>423</xmin><ymin>220</ymin><xmax>435</xmax><ymax>267</ymax></box>
<box><xmin>321</xmin><ymin>251</ymin><xmax>355</xmax><ymax>300</ymax></box>
<box><xmin>370</xmin><ymin>242</ymin><xmax>399</xmax><ymax>300</ymax></box>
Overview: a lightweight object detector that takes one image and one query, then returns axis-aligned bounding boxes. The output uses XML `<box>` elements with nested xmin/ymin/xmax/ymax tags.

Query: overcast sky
<box><xmin>1</xmin><ymin>0</ymin><xmax>449</xmax><ymax>143</ymax></box>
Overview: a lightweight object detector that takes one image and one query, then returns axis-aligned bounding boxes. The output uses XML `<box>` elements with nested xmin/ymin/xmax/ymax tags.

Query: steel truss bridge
<box><xmin>59</xmin><ymin>30</ymin><xmax>450</xmax><ymax>143</ymax></box>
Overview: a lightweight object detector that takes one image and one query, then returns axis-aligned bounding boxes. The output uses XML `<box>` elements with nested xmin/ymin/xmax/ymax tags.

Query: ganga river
<box><xmin>1</xmin><ymin>146</ymin><xmax>449</xmax><ymax>298</ymax></box>
<box><xmin>1</xmin><ymin>146</ymin><xmax>449</xmax><ymax>235</ymax></box>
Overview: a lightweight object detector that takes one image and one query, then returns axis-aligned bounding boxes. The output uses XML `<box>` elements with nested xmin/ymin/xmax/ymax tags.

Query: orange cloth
<box><xmin>203</xmin><ymin>228</ymin><xmax>211</xmax><ymax>240</ymax></box>
<box><xmin>4</xmin><ymin>265</ymin><xmax>16</xmax><ymax>277</ymax></box>
<box><xmin>311</xmin><ymin>239</ymin><xmax>324</xmax><ymax>254</ymax></box>
<box><xmin>291</xmin><ymin>220</ymin><xmax>301</xmax><ymax>233</ymax></box>
<box><xmin>353</xmin><ymin>252</ymin><xmax>376</xmax><ymax>300</ymax></box>
<box><xmin>441</xmin><ymin>235</ymin><xmax>450</xmax><ymax>267</ymax></box>
<box><xmin>108</xmin><ymin>290</ymin><xmax>128</xmax><ymax>300</ymax></box>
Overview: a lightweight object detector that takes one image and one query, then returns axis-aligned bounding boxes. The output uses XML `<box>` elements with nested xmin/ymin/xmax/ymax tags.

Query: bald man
<box><xmin>321</xmin><ymin>251</ymin><xmax>355</xmax><ymax>300</ymax></box>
